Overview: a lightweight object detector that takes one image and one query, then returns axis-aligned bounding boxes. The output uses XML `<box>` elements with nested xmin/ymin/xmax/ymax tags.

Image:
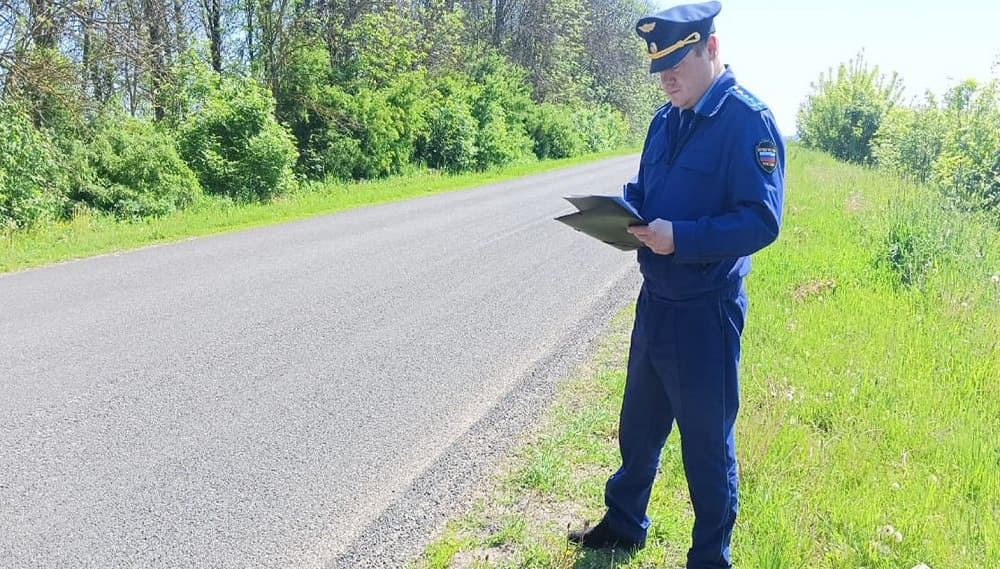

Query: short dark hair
<box><xmin>691</xmin><ymin>34</ymin><xmax>712</xmax><ymax>56</ymax></box>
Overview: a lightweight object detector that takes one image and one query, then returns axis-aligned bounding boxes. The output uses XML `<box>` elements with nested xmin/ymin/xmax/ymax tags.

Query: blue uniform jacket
<box><xmin>625</xmin><ymin>67</ymin><xmax>784</xmax><ymax>301</ymax></box>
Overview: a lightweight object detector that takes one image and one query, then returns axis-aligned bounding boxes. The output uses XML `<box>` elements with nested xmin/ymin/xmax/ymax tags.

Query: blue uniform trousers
<box><xmin>603</xmin><ymin>280</ymin><xmax>746</xmax><ymax>569</ymax></box>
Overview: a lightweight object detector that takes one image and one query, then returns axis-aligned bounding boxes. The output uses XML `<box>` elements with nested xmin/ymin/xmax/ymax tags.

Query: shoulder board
<box><xmin>726</xmin><ymin>85</ymin><xmax>767</xmax><ymax>112</ymax></box>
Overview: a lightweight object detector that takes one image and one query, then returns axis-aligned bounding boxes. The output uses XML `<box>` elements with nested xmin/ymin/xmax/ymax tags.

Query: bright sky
<box><xmin>653</xmin><ymin>0</ymin><xmax>1000</xmax><ymax>136</ymax></box>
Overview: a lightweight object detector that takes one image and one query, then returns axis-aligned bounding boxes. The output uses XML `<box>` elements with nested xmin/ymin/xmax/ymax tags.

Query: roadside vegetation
<box><xmin>0</xmin><ymin>148</ymin><xmax>631</xmax><ymax>273</ymax></box>
<box><xmin>0</xmin><ymin>0</ymin><xmax>660</xmax><ymax>239</ymax></box>
<box><xmin>797</xmin><ymin>52</ymin><xmax>999</xmax><ymax>219</ymax></box>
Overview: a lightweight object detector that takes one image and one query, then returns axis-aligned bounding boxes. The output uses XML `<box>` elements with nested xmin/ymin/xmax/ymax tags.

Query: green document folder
<box><xmin>554</xmin><ymin>195</ymin><xmax>647</xmax><ymax>251</ymax></box>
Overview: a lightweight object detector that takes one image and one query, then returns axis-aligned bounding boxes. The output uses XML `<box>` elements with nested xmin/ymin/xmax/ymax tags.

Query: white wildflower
<box><xmin>890</xmin><ymin>482</ymin><xmax>901</xmax><ymax>490</ymax></box>
<box><xmin>911</xmin><ymin>564</ymin><xmax>931</xmax><ymax>569</ymax></box>
<box><xmin>894</xmin><ymin>530</ymin><xmax>903</xmax><ymax>542</ymax></box>
<box><xmin>992</xmin><ymin>274</ymin><xmax>999</xmax><ymax>283</ymax></box>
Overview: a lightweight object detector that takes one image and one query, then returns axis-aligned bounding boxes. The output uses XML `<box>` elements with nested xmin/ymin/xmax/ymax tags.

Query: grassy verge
<box><xmin>410</xmin><ymin>146</ymin><xmax>1000</xmax><ymax>568</ymax></box>
<box><xmin>0</xmin><ymin>149</ymin><xmax>635</xmax><ymax>274</ymax></box>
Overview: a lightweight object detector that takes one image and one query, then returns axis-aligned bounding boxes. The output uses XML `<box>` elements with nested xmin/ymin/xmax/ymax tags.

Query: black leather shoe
<box><xmin>567</xmin><ymin>518</ymin><xmax>645</xmax><ymax>552</ymax></box>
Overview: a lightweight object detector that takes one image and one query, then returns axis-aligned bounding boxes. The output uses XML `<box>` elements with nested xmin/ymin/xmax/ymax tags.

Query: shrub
<box><xmin>177</xmin><ymin>77</ymin><xmax>298</xmax><ymax>201</ymax></box>
<box><xmin>527</xmin><ymin>104</ymin><xmax>584</xmax><ymax>159</ymax></box>
<box><xmin>474</xmin><ymin>101</ymin><xmax>533</xmax><ymax>170</ymax></box>
<box><xmin>424</xmin><ymin>99</ymin><xmax>479</xmax><ymax>172</ymax></box>
<box><xmin>304</xmin><ymin>126</ymin><xmax>365</xmax><ymax>182</ymax></box>
<box><xmin>573</xmin><ymin>104</ymin><xmax>630</xmax><ymax>153</ymax></box>
<box><xmin>931</xmin><ymin>80</ymin><xmax>1000</xmax><ymax>213</ymax></box>
<box><xmin>71</xmin><ymin>118</ymin><xmax>202</xmax><ymax>219</ymax></box>
<box><xmin>872</xmin><ymin>99</ymin><xmax>945</xmax><ymax>184</ymax></box>
<box><xmin>0</xmin><ymin>103</ymin><xmax>67</xmax><ymax>229</ymax></box>
<box><xmin>797</xmin><ymin>52</ymin><xmax>903</xmax><ymax>164</ymax></box>
<box><xmin>349</xmin><ymin>86</ymin><xmax>414</xmax><ymax>178</ymax></box>
<box><xmin>467</xmin><ymin>55</ymin><xmax>534</xmax><ymax>169</ymax></box>
<box><xmin>301</xmin><ymin>80</ymin><xmax>422</xmax><ymax>181</ymax></box>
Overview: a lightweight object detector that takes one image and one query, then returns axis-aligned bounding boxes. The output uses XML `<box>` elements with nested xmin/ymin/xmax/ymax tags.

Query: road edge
<box><xmin>326</xmin><ymin>265</ymin><xmax>641</xmax><ymax>568</ymax></box>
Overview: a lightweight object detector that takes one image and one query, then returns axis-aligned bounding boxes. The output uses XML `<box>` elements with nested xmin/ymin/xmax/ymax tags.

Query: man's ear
<box><xmin>707</xmin><ymin>34</ymin><xmax>719</xmax><ymax>59</ymax></box>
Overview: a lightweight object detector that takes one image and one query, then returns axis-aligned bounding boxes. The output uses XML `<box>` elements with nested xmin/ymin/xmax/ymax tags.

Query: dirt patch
<box><xmin>846</xmin><ymin>191</ymin><xmax>864</xmax><ymax>213</ymax></box>
<box><xmin>791</xmin><ymin>278</ymin><xmax>836</xmax><ymax>302</ymax></box>
<box><xmin>449</xmin><ymin>547</ymin><xmax>512</xmax><ymax>568</ymax></box>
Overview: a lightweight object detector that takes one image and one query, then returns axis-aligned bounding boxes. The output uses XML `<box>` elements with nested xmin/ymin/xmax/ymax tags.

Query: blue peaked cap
<box><xmin>636</xmin><ymin>1</ymin><xmax>721</xmax><ymax>73</ymax></box>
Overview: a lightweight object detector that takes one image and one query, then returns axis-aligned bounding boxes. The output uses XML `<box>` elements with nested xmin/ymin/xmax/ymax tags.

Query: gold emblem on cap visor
<box><xmin>648</xmin><ymin>31</ymin><xmax>701</xmax><ymax>60</ymax></box>
<box><xmin>638</xmin><ymin>22</ymin><xmax>656</xmax><ymax>33</ymax></box>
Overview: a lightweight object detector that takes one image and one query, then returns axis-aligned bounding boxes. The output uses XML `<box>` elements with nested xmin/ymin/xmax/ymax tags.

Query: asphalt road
<box><xmin>0</xmin><ymin>155</ymin><xmax>642</xmax><ymax>568</ymax></box>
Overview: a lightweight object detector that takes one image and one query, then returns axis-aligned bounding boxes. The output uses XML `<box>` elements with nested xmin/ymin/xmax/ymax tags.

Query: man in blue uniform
<box><xmin>567</xmin><ymin>2</ymin><xmax>784</xmax><ymax>568</ymax></box>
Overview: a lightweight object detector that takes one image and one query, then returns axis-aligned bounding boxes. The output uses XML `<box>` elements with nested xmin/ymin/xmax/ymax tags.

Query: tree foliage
<box><xmin>71</xmin><ymin>117</ymin><xmax>203</xmax><ymax>219</ymax></box>
<box><xmin>0</xmin><ymin>0</ymin><xmax>660</xmax><ymax>228</ymax></box>
<box><xmin>829</xmin><ymin>59</ymin><xmax>1000</xmax><ymax>218</ymax></box>
<box><xmin>931</xmin><ymin>80</ymin><xmax>1000</xmax><ymax>212</ymax></box>
<box><xmin>0</xmin><ymin>102</ymin><xmax>67</xmax><ymax>229</ymax></box>
<box><xmin>177</xmin><ymin>77</ymin><xmax>298</xmax><ymax>201</ymax></box>
<box><xmin>871</xmin><ymin>79</ymin><xmax>1000</xmax><ymax>214</ymax></box>
<box><xmin>872</xmin><ymin>97</ymin><xmax>945</xmax><ymax>184</ymax></box>
<box><xmin>797</xmin><ymin>52</ymin><xmax>903</xmax><ymax>164</ymax></box>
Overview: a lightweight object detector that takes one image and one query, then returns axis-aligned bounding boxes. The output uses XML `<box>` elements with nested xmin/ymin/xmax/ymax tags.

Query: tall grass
<box><xmin>412</xmin><ymin>146</ymin><xmax>1000</xmax><ymax>568</ymax></box>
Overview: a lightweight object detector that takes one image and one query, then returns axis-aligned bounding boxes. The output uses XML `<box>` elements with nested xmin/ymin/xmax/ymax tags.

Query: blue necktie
<box><xmin>678</xmin><ymin>109</ymin><xmax>694</xmax><ymax>138</ymax></box>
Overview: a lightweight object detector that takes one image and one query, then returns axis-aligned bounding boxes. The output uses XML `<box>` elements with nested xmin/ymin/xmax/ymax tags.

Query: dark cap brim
<box><xmin>648</xmin><ymin>45</ymin><xmax>694</xmax><ymax>73</ymax></box>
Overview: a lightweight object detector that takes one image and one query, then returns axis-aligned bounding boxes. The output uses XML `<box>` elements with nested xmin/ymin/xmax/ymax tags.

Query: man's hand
<box><xmin>628</xmin><ymin>218</ymin><xmax>675</xmax><ymax>255</ymax></box>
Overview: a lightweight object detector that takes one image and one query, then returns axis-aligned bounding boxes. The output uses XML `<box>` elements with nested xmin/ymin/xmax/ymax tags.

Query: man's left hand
<box><xmin>628</xmin><ymin>218</ymin><xmax>675</xmax><ymax>255</ymax></box>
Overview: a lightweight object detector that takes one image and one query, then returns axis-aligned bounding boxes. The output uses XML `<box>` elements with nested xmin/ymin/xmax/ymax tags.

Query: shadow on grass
<box><xmin>570</xmin><ymin>547</ymin><xmax>637</xmax><ymax>568</ymax></box>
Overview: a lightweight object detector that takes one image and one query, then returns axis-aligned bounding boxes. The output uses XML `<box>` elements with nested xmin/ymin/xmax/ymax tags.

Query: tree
<box><xmin>797</xmin><ymin>52</ymin><xmax>903</xmax><ymax>164</ymax></box>
<box><xmin>579</xmin><ymin>0</ymin><xmax>659</xmax><ymax>132</ymax></box>
<box><xmin>505</xmin><ymin>0</ymin><xmax>585</xmax><ymax>103</ymax></box>
<box><xmin>932</xmin><ymin>80</ymin><xmax>1000</xmax><ymax>212</ymax></box>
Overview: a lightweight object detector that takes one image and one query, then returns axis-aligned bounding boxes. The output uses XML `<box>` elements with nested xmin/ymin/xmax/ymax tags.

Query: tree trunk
<box><xmin>202</xmin><ymin>0</ymin><xmax>223</xmax><ymax>74</ymax></box>
<box><xmin>27</xmin><ymin>0</ymin><xmax>57</xmax><ymax>49</ymax></box>
<box><xmin>144</xmin><ymin>0</ymin><xmax>167</xmax><ymax>120</ymax></box>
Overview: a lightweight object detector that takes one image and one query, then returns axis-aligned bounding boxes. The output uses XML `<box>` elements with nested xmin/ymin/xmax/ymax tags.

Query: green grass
<box><xmin>0</xmin><ymin>149</ymin><xmax>635</xmax><ymax>274</ymax></box>
<box><xmin>410</xmin><ymin>146</ymin><xmax>1000</xmax><ymax>568</ymax></box>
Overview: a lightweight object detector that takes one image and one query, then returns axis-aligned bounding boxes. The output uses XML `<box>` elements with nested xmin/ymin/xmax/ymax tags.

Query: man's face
<box><xmin>657</xmin><ymin>37</ymin><xmax>717</xmax><ymax>110</ymax></box>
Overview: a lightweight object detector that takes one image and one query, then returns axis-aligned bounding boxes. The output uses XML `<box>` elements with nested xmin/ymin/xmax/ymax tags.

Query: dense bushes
<box><xmin>871</xmin><ymin>101</ymin><xmax>944</xmax><ymax>184</ymax></box>
<box><xmin>527</xmin><ymin>103</ymin><xmax>584</xmax><ymax>159</ymax></box>
<box><xmin>574</xmin><ymin>105</ymin><xmax>630</xmax><ymax>153</ymax></box>
<box><xmin>871</xmin><ymin>80</ymin><xmax>1000</xmax><ymax>214</ymax></box>
<box><xmin>3</xmin><ymin>41</ymin><xmax>641</xmax><ymax>233</ymax></box>
<box><xmin>0</xmin><ymin>103</ymin><xmax>68</xmax><ymax>229</ymax></box>
<box><xmin>72</xmin><ymin>118</ymin><xmax>202</xmax><ymax>219</ymax></box>
<box><xmin>799</xmin><ymin>55</ymin><xmax>999</xmax><ymax>218</ymax></box>
<box><xmin>930</xmin><ymin>80</ymin><xmax>1000</xmax><ymax>212</ymax></box>
<box><xmin>797</xmin><ymin>53</ymin><xmax>902</xmax><ymax>164</ymax></box>
<box><xmin>177</xmin><ymin>78</ymin><xmax>298</xmax><ymax>202</ymax></box>
<box><xmin>424</xmin><ymin>99</ymin><xmax>480</xmax><ymax>172</ymax></box>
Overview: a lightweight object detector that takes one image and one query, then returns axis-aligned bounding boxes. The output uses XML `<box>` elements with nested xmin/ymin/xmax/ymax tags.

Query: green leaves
<box><xmin>0</xmin><ymin>103</ymin><xmax>68</xmax><ymax>230</ymax></box>
<box><xmin>931</xmin><ymin>80</ymin><xmax>1000</xmax><ymax>213</ymax></box>
<box><xmin>177</xmin><ymin>78</ymin><xmax>298</xmax><ymax>202</ymax></box>
<box><xmin>72</xmin><ymin>118</ymin><xmax>202</xmax><ymax>220</ymax></box>
<box><xmin>872</xmin><ymin>79</ymin><xmax>1000</xmax><ymax>216</ymax></box>
<box><xmin>797</xmin><ymin>52</ymin><xmax>903</xmax><ymax>164</ymax></box>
